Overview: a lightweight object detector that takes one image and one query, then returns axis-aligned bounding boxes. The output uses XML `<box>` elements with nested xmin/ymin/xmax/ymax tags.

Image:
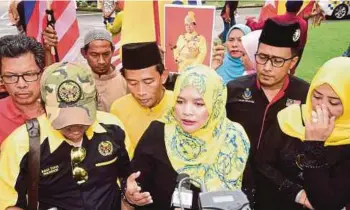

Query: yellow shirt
<box><xmin>110</xmin><ymin>90</ymin><xmax>173</xmax><ymax>155</ymax></box>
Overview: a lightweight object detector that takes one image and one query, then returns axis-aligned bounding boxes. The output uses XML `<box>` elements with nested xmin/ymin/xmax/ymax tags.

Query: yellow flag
<box><xmin>121</xmin><ymin>0</ymin><xmax>196</xmax><ymax>45</ymax></box>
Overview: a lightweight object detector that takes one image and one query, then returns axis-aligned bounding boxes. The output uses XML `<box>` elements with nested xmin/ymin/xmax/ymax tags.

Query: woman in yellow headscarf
<box><xmin>125</xmin><ymin>65</ymin><xmax>250</xmax><ymax>209</ymax></box>
<box><xmin>255</xmin><ymin>57</ymin><xmax>350</xmax><ymax>210</ymax></box>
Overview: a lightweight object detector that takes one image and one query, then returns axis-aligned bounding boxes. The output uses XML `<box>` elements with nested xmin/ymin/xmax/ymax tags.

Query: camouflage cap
<box><xmin>40</xmin><ymin>62</ymin><xmax>97</xmax><ymax>130</ymax></box>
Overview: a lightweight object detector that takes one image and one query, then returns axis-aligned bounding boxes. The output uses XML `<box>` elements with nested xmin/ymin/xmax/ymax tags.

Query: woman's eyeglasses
<box><xmin>71</xmin><ymin>147</ymin><xmax>88</xmax><ymax>184</ymax></box>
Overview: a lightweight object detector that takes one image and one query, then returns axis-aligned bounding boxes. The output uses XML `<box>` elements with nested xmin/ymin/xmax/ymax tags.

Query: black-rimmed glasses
<box><xmin>71</xmin><ymin>147</ymin><xmax>88</xmax><ymax>184</ymax></box>
<box><xmin>255</xmin><ymin>53</ymin><xmax>295</xmax><ymax>68</ymax></box>
<box><xmin>0</xmin><ymin>72</ymin><xmax>41</xmax><ymax>84</ymax></box>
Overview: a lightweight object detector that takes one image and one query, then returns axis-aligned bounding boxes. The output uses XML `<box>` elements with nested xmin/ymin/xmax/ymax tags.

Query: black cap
<box><xmin>122</xmin><ymin>42</ymin><xmax>162</xmax><ymax>70</ymax></box>
<box><xmin>259</xmin><ymin>18</ymin><xmax>301</xmax><ymax>48</ymax></box>
<box><xmin>286</xmin><ymin>0</ymin><xmax>303</xmax><ymax>13</ymax></box>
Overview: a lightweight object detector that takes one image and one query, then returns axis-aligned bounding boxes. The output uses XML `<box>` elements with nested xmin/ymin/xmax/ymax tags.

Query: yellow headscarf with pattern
<box><xmin>160</xmin><ymin>65</ymin><xmax>250</xmax><ymax>191</ymax></box>
<box><xmin>278</xmin><ymin>57</ymin><xmax>350</xmax><ymax>146</ymax></box>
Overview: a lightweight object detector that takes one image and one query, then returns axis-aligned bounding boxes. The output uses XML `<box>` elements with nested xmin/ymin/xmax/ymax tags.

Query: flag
<box><xmin>111</xmin><ymin>0</ymin><xmax>202</xmax><ymax>70</ymax></box>
<box><xmin>24</xmin><ymin>0</ymin><xmax>80</xmax><ymax>62</ymax></box>
<box><xmin>121</xmin><ymin>0</ymin><xmax>202</xmax><ymax>46</ymax></box>
<box><xmin>259</xmin><ymin>0</ymin><xmax>316</xmax><ymax>21</ymax></box>
<box><xmin>258</xmin><ymin>0</ymin><xmax>278</xmax><ymax>22</ymax></box>
<box><xmin>112</xmin><ymin>33</ymin><xmax>122</xmax><ymax>70</ymax></box>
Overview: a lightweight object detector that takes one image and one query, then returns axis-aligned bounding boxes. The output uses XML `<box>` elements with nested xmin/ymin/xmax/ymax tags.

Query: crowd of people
<box><xmin>0</xmin><ymin>0</ymin><xmax>349</xmax><ymax>210</ymax></box>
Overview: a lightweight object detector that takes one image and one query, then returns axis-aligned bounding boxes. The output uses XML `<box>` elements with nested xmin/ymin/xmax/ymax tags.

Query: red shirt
<box><xmin>246</xmin><ymin>12</ymin><xmax>308</xmax><ymax>49</ymax></box>
<box><xmin>0</xmin><ymin>97</ymin><xmax>30</xmax><ymax>145</ymax></box>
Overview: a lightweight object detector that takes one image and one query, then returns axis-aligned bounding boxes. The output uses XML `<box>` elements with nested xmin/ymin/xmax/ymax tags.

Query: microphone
<box><xmin>170</xmin><ymin>173</ymin><xmax>193</xmax><ymax>209</ymax></box>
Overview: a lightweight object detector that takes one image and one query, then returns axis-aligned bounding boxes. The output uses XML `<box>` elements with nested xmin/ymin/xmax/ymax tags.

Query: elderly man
<box><xmin>0</xmin><ymin>35</ymin><xmax>45</xmax><ymax>145</ymax></box>
<box><xmin>0</xmin><ymin>62</ymin><xmax>134</xmax><ymax>210</ymax></box>
<box><xmin>43</xmin><ymin>28</ymin><xmax>127</xmax><ymax>112</ymax></box>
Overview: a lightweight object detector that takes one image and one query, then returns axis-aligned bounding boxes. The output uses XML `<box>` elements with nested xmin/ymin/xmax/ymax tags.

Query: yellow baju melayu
<box><xmin>110</xmin><ymin>91</ymin><xmax>174</xmax><ymax>157</ymax></box>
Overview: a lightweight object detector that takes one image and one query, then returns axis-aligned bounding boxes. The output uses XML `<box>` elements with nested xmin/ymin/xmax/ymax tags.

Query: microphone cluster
<box><xmin>171</xmin><ymin>173</ymin><xmax>251</xmax><ymax>210</ymax></box>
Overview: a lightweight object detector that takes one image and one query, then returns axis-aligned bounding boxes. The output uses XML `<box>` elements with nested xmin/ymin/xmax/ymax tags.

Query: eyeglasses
<box><xmin>0</xmin><ymin>72</ymin><xmax>41</xmax><ymax>84</ymax></box>
<box><xmin>71</xmin><ymin>147</ymin><xmax>88</xmax><ymax>184</ymax></box>
<box><xmin>255</xmin><ymin>53</ymin><xmax>295</xmax><ymax>68</ymax></box>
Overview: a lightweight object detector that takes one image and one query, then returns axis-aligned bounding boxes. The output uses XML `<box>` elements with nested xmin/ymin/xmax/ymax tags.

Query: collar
<box><xmin>184</xmin><ymin>31</ymin><xmax>199</xmax><ymax>38</ymax></box>
<box><xmin>255</xmin><ymin>75</ymin><xmax>290</xmax><ymax>104</ymax></box>
<box><xmin>285</xmin><ymin>12</ymin><xmax>298</xmax><ymax>17</ymax></box>
<box><xmin>43</xmin><ymin>115</ymin><xmax>107</xmax><ymax>153</ymax></box>
<box><xmin>131</xmin><ymin>89</ymin><xmax>171</xmax><ymax>114</ymax></box>
<box><xmin>93</xmin><ymin>67</ymin><xmax>118</xmax><ymax>81</ymax></box>
<box><xmin>85</xmin><ymin>120</ymin><xmax>107</xmax><ymax>140</ymax></box>
<box><xmin>255</xmin><ymin>75</ymin><xmax>290</xmax><ymax>92</ymax></box>
<box><xmin>5</xmin><ymin>97</ymin><xmax>28</xmax><ymax>120</ymax></box>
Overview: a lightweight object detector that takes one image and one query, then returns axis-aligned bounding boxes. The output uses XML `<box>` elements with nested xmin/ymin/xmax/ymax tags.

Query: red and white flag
<box><xmin>24</xmin><ymin>0</ymin><xmax>80</xmax><ymax>62</ymax></box>
<box><xmin>111</xmin><ymin>33</ymin><xmax>122</xmax><ymax>71</ymax></box>
<box><xmin>259</xmin><ymin>0</ymin><xmax>278</xmax><ymax>22</ymax></box>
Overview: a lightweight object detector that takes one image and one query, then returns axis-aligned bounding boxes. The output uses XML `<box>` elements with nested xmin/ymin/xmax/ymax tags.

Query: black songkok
<box><xmin>259</xmin><ymin>18</ymin><xmax>301</xmax><ymax>48</ymax></box>
<box><xmin>122</xmin><ymin>42</ymin><xmax>162</xmax><ymax>70</ymax></box>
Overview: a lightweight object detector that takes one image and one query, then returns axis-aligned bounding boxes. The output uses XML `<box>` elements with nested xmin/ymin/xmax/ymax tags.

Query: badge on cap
<box><xmin>98</xmin><ymin>141</ymin><xmax>113</xmax><ymax>156</ymax></box>
<box><xmin>58</xmin><ymin>80</ymin><xmax>82</xmax><ymax>103</ymax></box>
<box><xmin>293</xmin><ymin>29</ymin><xmax>301</xmax><ymax>42</ymax></box>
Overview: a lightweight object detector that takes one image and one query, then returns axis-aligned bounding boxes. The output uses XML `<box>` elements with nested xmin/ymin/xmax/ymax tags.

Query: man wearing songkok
<box><xmin>110</xmin><ymin>42</ymin><xmax>173</xmax><ymax>155</ymax></box>
<box><xmin>226</xmin><ymin>18</ymin><xmax>309</xmax><ymax>205</ymax></box>
<box><xmin>246</xmin><ymin>0</ymin><xmax>308</xmax><ymax>74</ymax></box>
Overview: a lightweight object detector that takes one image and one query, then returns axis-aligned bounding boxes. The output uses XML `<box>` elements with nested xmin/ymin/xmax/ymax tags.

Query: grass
<box><xmin>296</xmin><ymin>21</ymin><xmax>350</xmax><ymax>82</ymax></box>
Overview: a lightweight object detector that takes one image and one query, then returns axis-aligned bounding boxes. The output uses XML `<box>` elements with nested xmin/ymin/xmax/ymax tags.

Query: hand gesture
<box><xmin>42</xmin><ymin>25</ymin><xmax>58</xmax><ymax>51</ymax></box>
<box><xmin>125</xmin><ymin>171</ymin><xmax>153</xmax><ymax>206</ymax></box>
<box><xmin>298</xmin><ymin>190</ymin><xmax>314</xmax><ymax>210</ymax></box>
<box><xmin>211</xmin><ymin>44</ymin><xmax>225</xmax><ymax>70</ymax></box>
<box><xmin>304</xmin><ymin>198</ymin><xmax>314</xmax><ymax>210</ymax></box>
<box><xmin>305</xmin><ymin>104</ymin><xmax>335</xmax><ymax>141</ymax></box>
